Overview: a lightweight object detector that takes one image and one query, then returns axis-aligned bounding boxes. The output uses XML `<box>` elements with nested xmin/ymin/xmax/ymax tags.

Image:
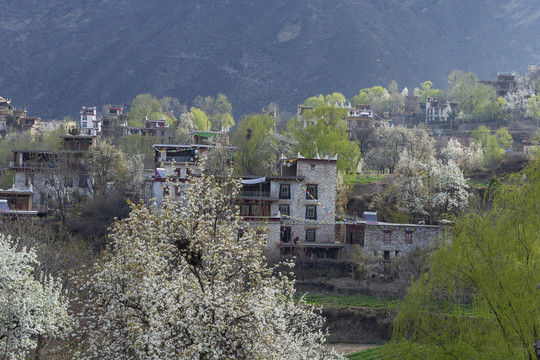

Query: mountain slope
<box><xmin>1</xmin><ymin>0</ymin><xmax>539</xmax><ymax>119</ymax></box>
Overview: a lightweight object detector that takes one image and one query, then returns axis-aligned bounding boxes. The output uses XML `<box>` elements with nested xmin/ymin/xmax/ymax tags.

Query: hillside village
<box><xmin>0</xmin><ymin>68</ymin><xmax>539</xmax><ymax>359</ymax></box>
<box><xmin>0</xmin><ymin>69</ymin><xmax>538</xmax><ymax>269</ymax></box>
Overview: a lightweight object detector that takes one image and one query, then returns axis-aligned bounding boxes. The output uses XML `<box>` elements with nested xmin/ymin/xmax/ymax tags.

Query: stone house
<box><xmin>150</xmin><ymin>131</ymin><xmax>342</xmax><ymax>257</ymax></box>
<box><xmin>125</xmin><ymin>116</ymin><xmax>170</xmax><ymax>143</ymax></box>
<box><xmin>10</xmin><ymin>135</ymin><xmax>96</xmax><ymax>212</ymax></box>
<box><xmin>423</xmin><ymin>97</ymin><xmax>458</xmax><ymax>123</ymax></box>
<box><xmin>101</xmin><ymin>104</ymin><xmax>126</xmax><ymax>139</ymax></box>
<box><xmin>80</xmin><ymin>106</ymin><xmax>101</xmax><ymax>136</ymax></box>
<box><xmin>343</xmin><ymin>212</ymin><xmax>450</xmax><ymax>262</ymax></box>
<box><xmin>480</xmin><ymin>72</ymin><xmax>517</xmax><ymax>97</ymax></box>
<box><xmin>0</xmin><ymin>189</ymin><xmax>38</xmax><ymax>218</ymax></box>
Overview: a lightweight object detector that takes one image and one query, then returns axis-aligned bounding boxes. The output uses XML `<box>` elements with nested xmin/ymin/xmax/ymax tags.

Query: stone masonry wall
<box><xmin>272</xmin><ymin>159</ymin><xmax>337</xmax><ymax>244</ymax></box>
<box><xmin>363</xmin><ymin>224</ymin><xmax>443</xmax><ymax>260</ymax></box>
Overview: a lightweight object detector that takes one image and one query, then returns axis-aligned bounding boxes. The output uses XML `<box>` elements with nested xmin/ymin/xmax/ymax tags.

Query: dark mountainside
<box><xmin>1</xmin><ymin>0</ymin><xmax>540</xmax><ymax>119</ymax></box>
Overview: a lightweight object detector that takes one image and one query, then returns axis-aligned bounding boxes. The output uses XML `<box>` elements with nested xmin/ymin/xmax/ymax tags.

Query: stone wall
<box><xmin>273</xmin><ymin>159</ymin><xmax>337</xmax><ymax>244</ymax></box>
<box><xmin>362</xmin><ymin>224</ymin><xmax>443</xmax><ymax>260</ymax></box>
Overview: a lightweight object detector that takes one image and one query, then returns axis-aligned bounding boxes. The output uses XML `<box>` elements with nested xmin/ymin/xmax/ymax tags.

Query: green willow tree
<box><xmin>289</xmin><ymin>104</ymin><xmax>360</xmax><ymax>173</ymax></box>
<box><xmin>232</xmin><ymin>114</ymin><xmax>276</xmax><ymax>175</ymax></box>
<box><xmin>388</xmin><ymin>159</ymin><xmax>540</xmax><ymax>360</ymax></box>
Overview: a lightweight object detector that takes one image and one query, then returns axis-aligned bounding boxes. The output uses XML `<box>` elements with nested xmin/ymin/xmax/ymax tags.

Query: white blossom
<box><xmin>76</xmin><ymin>161</ymin><xmax>342</xmax><ymax>359</ymax></box>
<box><xmin>0</xmin><ymin>234</ymin><xmax>70</xmax><ymax>359</ymax></box>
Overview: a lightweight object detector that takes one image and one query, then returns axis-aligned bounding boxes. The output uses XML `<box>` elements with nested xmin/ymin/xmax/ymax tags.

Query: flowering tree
<box><xmin>0</xmin><ymin>234</ymin><xmax>70</xmax><ymax>360</ymax></box>
<box><xmin>389</xmin><ymin>159</ymin><xmax>540</xmax><ymax>359</ymax></box>
<box><xmin>392</xmin><ymin>152</ymin><xmax>469</xmax><ymax>223</ymax></box>
<box><xmin>77</xmin><ymin>161</ymin><xmax>342</xmax><ymax>360</ymax></box>
<box><xmin>364</xmin><ymin>125</ymin><xmax>434</xmax><ymax>174</ymax></box>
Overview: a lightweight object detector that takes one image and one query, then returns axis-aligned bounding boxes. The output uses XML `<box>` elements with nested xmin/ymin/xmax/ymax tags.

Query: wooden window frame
<box><xmin>279</xmin><ymin>184</ymin><xmax>291</xmax><ymax>199</ymax></box>
<box><xmin>306</xmin><ymin>205</ymin><xmax>317</xmax><ymax>220</ymax></box>
<box><xmin>306</xmin><ymin>184</ymin><xmax>318</xmax><ymax>199</ymax></box>
<box><xmin>405</xmin><ymin>231</ymin><xmax>413</xmax><ymax>244</ymax></box>
<box><xmin>383</xmin><ymin>230</ymin><xmax>391</xmax><ymax>244</ymax></box>
<box><xmin>306</xmin><ymin>229</ymin><xmax>316</xmax><ymax>242</ymax></box>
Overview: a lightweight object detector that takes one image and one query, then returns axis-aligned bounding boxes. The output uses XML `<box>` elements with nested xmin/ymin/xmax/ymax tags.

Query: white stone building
<box><xmin>150</xmin><ymin>133</ymin><xmax>342</xmax><ymax>257</ymax></box>
<box><xmin>80</xmin><ymin>106</ymin><xmax>101</xmax><ymax>135</ymax></box>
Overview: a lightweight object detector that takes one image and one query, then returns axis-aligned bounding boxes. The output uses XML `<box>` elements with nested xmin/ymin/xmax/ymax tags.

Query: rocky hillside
<box><xmin>1</xmin><ymin>0</ymin><xmax>540</xmax><ymax>119</ymax></box>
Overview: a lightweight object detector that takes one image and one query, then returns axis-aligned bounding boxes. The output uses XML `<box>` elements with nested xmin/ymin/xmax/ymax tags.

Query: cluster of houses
<box><xmin>0</xmin><ymin>71</ymin><xmax>529</xmax><ymax>264</ymax></box>
<box><xmin>10</xmin><ymin>81</ymin><xmax>535</xmax><ymax>262</ymax></box>
<box><xmin>0</xmin><ymin>114</ymin><xmax>448</xmax><ymax>263</ymax></box>
<box><xmin>0</xmin><ymin>71</ymin><xmax>529</xmax><ymax>262</ymax></box>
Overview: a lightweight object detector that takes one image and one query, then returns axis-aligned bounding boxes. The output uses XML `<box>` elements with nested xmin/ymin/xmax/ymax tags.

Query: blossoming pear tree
<box><xmin>78</xmin><ymin>160</ymin><xmax>343</xmax><ymax>359</ymax></box>
<box><xmin>0</xmin><ymin>234</ymin><xmax>70</xmax><ymax>360</ymax></box>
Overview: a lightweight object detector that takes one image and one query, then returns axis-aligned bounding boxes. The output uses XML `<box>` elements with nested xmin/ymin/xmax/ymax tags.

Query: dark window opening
<box><xmin>306</xmin><ymin>205</ymin><xmax>317</xmax><ymax>219</ymax></box>
<box><xmin>279</xmin><ymin>184</ymin><xmax>290</xmax><ymax>199</ymax></box>
<box><xmin>383</xmin><ymin>230</ymin><xmax>391</xmax><ymax>244</ymax></box>
<box><xmin>280</xmin><ymin>226</ymin><xmax>292</xmax><ymax>243</ymax></box>
<box><xmin>306</xmin><ymin>229</ymin><xmax>316</xmax><ymax>242</ymax></box>
<box><xmin>405</xmin><ymin>231</ymin><xmax>413</xmax><ymax>244</ymax></box>
<box><xmin>306</xmin><ymin>184</ymin><xmax>318</xmax><ymax>199</ymax></box>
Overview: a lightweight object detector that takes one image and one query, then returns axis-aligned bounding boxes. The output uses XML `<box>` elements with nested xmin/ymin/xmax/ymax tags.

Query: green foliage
<box><xmin>494</xmin><ymin>127</ymin><xmax>513</xmax><ymax>150</ymax></box>
<box><xmin>346</xmin><ymin>346</ymin><xmax>384</xmax><ymax>360</ymax></box>
<box><xmin>190</xmin><ymin>107</ymin><xmax>209</xmax><ymax>130</ymax></box>
<box><xmin>296</xmin><ymin>293</ymin><xmax>399</xmax><ymax>309</ymax></box>
<box><xmin>417</xmin><ymin>80</ymin><xmax>444</xmax><ymax>102</ymax></box>
<box><xmin>127</xmin><ymin>93</ymin><xmax>163</xmax><ymax>126</ymax></box>
<box><xmin>388</xmin><ymin>160</ymin><xmax>540</xmax><ymax>359</ymax></box>
<box><xmin>526</xmin><ymin>94</ymin><xmax>540</xmax><ymax>121</ymax></box>
<box><xmin>303</xmin><ymin>94</ymin><xmax>326</xmax><ymax>108</ymax></box>
<box><xmin>194</xmin><ymin>93</ymin><xmax>234</xmax><ymax>130</ymax></box>
<box><xmin>303</xmin><ymin>93</ymin><xmax>346</xmax><ymax>108</ymax></box>
<box><xmin>471</xmin><ymin>126</ymin><xmax>512</xmax><ymax>171</ymax></box>
<box><xmin>289</xmin><ymin>104</ymin><xmax>360</xmax><ymax>173</ymax></box>
<box><xmin>232</xmin><ymin>114</ymin><xmax>276</xmax><ymax>175</ymax></box>
<box><xmin>119</xmin><ymin>135</ymin><xmax>155</xmax><ymax>168</ymax></box>
<box><xmin>447</xmin><ymin>70</ymin><xmax>508</xmax><ymax>123</ymax></box>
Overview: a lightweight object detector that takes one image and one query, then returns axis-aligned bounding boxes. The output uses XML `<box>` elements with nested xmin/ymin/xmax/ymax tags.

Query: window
<box><xmin>279</xmin><ymin>184</ymin><xmax>290</xmax><ymax>199</ymax></box>
<box><xmin>405</xmin><ymin>231</ymin><xmax>413</xmax><ymax>244</ymax></box>
<box><xmin>94</xmin><ymin>123</ymin><xmax>98</xmax><ymax>128</ymax></box>
<box><xmin>252</xmin><ymin>204</ymin><xmax>262</xmax><ymax>216</ymax></box>
<box><xmin>82</xmin><ymin>122</ymin><xmax>87</xmax><ymax>127</ymax></box>
<box><xmin>383</xmin><ymin>250</ymin><xmax>390</xmax><ymax>261</ymax></box>
<box><xmin>306</xmin><ymin>184</ymin><xmax>318</xmax><ymax>199</ymax></box>
<box><xmin>163</xmin><ymin>186</ymin><xmax>169</xmax><ymax>196</ymax></box>
<box><xmin>348</xmin><ymin>227</ymin><xmax>365</xmax><ymax>246</ymax></box>
<box><xmin>310</xmin><ymin>164</ymin><xmax>316</xmax><ymax>171</ymax></box>
<box><xmin>175</xmin><ymin>185</ymin><xmax>182</xmax><ymax>196</ymax></box>
<box><xmin>241</xmin><ymin>204</ymin><xmax>250</xmax><ymax>216</ymax></box>
<box><xmin>383</xmin><ymin>230</ymin><xmax>391</xmax><ymax>244</ymax></box>
<box><xmin>280</xmin><ymin>227</ymin><xmax>291</xmax><ymax>243</ymax></box>
<box><xmin>79</xmin><ymin>175</ymin><xmax>88</xmax><ymax>188</ymax></box>
<box><xmin>279</xmin><ymin>204</ymin><xmax>290</xmax><ymax>216</ymax></box>
<box><xmin>306</xmin><ymin>205</ymin><xmax>317</xmax><ymax>220</ymax></box>
<box><xmin>306</xmin><ymin>229</ymin><xmax>316</xmax><ymax>242</ymax></box>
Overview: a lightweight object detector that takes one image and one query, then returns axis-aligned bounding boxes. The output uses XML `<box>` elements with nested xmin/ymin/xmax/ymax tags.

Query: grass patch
<box><xmin>467</xmin><ymin>178</ymin><xmax>490</xmax><ymax>188</ymax></box>
<box><xmin>296</xmin><ymin>293</ymin><xmax>400</xmax><ymax>309</ymax></box>
<box><xmin>296</xmin><ymin>293</ymin><xmax>477</xmax><ymax>316</ymax></box>
<box><xmin>344</xmin><ymin>174</ymin><xmax>387</xmax><ymax>185</ymax></box>
<box><xmin>346</xmin><ymin>345</ymin><xmax>384</xmax><ymax>360</ymax></box>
